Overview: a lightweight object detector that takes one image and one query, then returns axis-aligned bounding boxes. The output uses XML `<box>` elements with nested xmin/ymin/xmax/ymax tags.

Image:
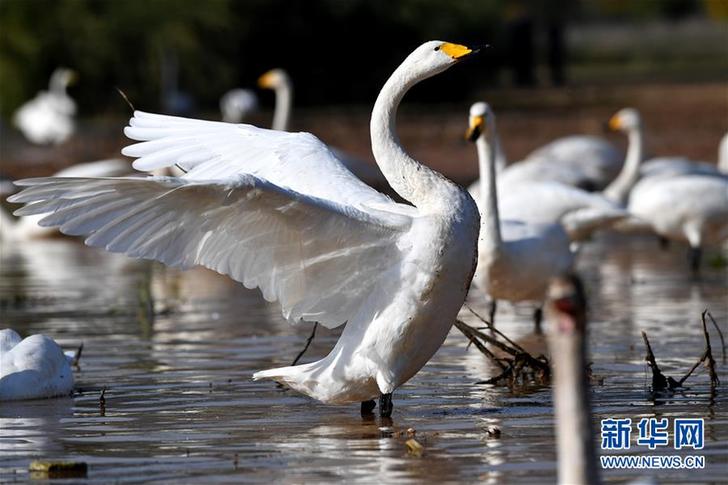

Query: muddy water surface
<box><xmin>0</xmin><ymin>234</ymin><xmax>727</xmax><ymax>483</ymax></box>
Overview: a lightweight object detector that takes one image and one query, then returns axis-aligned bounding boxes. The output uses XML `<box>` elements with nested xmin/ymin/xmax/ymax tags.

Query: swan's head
<box><xmin>465</xmin><ymin>101</ymin><xmax>494</xmax><ymax>142</ymax></box>
<box><xmin>545</xmin><ymin>274</ymin><xmax>587</xmax><ymax>335</ymax></box>
<box><xmin>258</xmin><ymin>69</ymin><xmax>290</xmax><ymax>90</ymax></box>
<box><xmin>608</xmin><ymin>107</ymin><xmax>641</xmax><ymax>133</ymax></box>
<box><xmin>50</xmin><ymin>68</ymin><xmax>78</xmax><ymax>89</ymax></box>
<box><xmin>402</xmin><ymin>41</ymin><xmax>479</xmax><ymax>80</ymax></box>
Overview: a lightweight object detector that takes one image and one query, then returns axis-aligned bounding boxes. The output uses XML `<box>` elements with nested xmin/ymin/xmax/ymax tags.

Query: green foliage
<box><xmin>0</xmin><ymin>0</ymin><xmax>720</xmax><ymax>119</ymax></box>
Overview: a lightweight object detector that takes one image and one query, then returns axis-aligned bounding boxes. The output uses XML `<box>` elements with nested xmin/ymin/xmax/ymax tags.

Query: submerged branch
<box><xmin>455</xmin><ymin>319</ymin><xmax>549</xmax><ymax>386</ymax></box>
<box><xmin>705</xmin><ymin>310</ymin><xmax>726</xmax><ymax>364</ymax></box>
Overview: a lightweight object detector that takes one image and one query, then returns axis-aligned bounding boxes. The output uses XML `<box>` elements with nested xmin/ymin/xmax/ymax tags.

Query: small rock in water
<box><xmin>29</xmin><ymin>461</ymin><xmax>87</xmax><ymax>478</ymax></box>
<box><xmin>486</xmin><ymin>425</ymin><xmax>501</xmax><ymax>438</ymax></box>
<box><xmin>406</xmin><ymin>438</ymin><xmax>424</xmax><ymax>456</ymax></box>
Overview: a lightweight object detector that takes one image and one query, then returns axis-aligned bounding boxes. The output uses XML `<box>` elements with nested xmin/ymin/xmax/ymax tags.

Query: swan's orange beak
<box><xmin>258</xmin><ymin>70</ymin><xmax>277</xmax><ymax>89</ymax></box>
<box><xmin>441</xmin><ymin>43</ymin><xmax>476</xmax><ymax>60</ymax></box>
<box><xmin>608</xmin><ymin>114</ymin><xmax>622</xmax><ymax>131</ymax></box>
<box><xmin>465</xmin><ymin>115</ymin><xmax>484</xmax><ymax>142</ymax></box>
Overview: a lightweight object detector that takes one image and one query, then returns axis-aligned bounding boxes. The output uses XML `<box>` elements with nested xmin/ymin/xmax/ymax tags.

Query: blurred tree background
<box><xmin>0</xmin><ymin>0</ymin><xmax>726</xmax><ymax>119</ymax></box>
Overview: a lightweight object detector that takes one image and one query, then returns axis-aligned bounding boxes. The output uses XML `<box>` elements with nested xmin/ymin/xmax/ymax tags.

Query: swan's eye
<box><xmin>434</xmin><ymin>46</ymin><xmax>440</xmax><ymax>51</ymax></box>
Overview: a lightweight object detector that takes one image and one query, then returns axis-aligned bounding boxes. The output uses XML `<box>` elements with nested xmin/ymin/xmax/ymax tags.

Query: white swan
<box><xmin>544</xmin><ymin>275</ymin><xmax>600</xmax><ymax>485</ymax></box>
<box><xmin>258</xmin><ymin>68</ymin><xmax>386</xmax><ymax>186</ymax></box>
<box><xmin>512</xmin><ymin>135</ymin><xmax>623</xmax><ymax>191</ymax></box>
<box><xmin>220</xmin><ymin>88</ymin><xmax>258</xmax><ymax>123</ymax></box>
<box><xmin>12</xmin><ymin>68</ymin><xmax>77</xmax><ymax>145</ymax></box>
<box><xmin>9</xmin><ymin>41</ymin><xmax>481</xmax><ymax>416</ymax></box>
<box><xmin>637</xmin><ymin>130</ymin><xmax>728</xmax><ymax>180</ymax></box>
<box><xmin>0</xmin><ymin>329</ymin><xmax>76</xmax><ymax>401</ymax></box>
<box><xmin>469</xmin><ymin>107</ymin><xmax>631</xmax><ymax>242</ymax></box>
<box><xmin>626</xmin><ymin>172</ymin><xmax>728</xmax><ymax>271</ymax></box>
<box><xmin>467</xmin><ymin>102</ymin><xmax>574</xmax><ymax>326</ymax></box>
<box><xmin>610</xmin><ymin>109</ymin><xmax>725</xmax><ymax>183</ymax></box>
<box><xmin>1</xmin><ymin>159</ymin><xmax>130</xmax><ymax>241</ymax></box>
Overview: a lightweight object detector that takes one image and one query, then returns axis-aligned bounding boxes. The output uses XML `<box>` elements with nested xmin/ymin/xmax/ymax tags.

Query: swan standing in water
<box><xmin>611</xmin><ymin>115</ymin><xmax>728</xmax><ymax>271</ymax></box>
<box><xmin>257</xmin><ymin>68</ymin><xmax>386</xmax><ymax>186</ymax></box>
<box><xmin>626</xmin><ymin>172</ymin><xmax>728</xmax><ymax>271</ymax></box>
<box><xmin>545</xmin><ymin>275</ymin><xmax>600</xmax><ymax>485</ymax></box>
<box><xmin>467</xmin><ymin>102</ymin><xmax>574</xmax><ymax>327</ymax></box>
<box><xmin>10</xmin><ymin>41</ymin><xmax>481</xmax><ymax>417</ymax></box>
<box><xmin>0</xmin><ymin>329</ymin><xmax>77</xmax><ymax>401</ymax></box>
<box><xmin>12</xmin><ymin>68</ymin><xmax>77</xmax><ymax>145</ymax></box>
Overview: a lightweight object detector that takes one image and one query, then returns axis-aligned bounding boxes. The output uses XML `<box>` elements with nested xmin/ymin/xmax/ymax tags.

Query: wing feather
<box><xmin>10</xmin><ymin>176</ymin><xmax>410</xmax><ymax>328</ymax></box>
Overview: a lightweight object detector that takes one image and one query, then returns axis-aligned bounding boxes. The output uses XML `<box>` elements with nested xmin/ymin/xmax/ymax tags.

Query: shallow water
<box><xmin>0</xmin><ymin>234</ymin><xmax>726</xmax><ymax>483</ymax></box>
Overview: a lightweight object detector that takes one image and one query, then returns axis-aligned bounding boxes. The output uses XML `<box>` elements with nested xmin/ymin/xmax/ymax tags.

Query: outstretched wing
<box><xmin>10</xmin><ymin>174</ymin><xmax>411</xmax><ymax>328</ymax></box>
<box><xmin>122</xmin><ymin>111</ymin><xmax>393</xmax><ymax>213</ymax></box>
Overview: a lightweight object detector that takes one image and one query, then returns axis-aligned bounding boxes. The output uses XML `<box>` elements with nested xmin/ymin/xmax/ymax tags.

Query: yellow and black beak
<box><xmin>607</xmin><ymin>114</ymin><xmax>622</xmax><ymax>131</ymax></box>
<box><xmin>465</xmin><ymin>115</ymin><xmax>485</xmax><ymax>142</ymax></box>
<box><xmin>440</xmin><ymin>42</ymin><xmax>481</xmax><ymax>61</ymax></box>
<box><xmin>257</xmin><ymin>70</ymin><xmax>276</xmax><ymax>89</ymax></box>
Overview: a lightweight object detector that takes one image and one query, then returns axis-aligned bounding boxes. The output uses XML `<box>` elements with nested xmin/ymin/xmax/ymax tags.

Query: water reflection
<box><xmin>0</xmin><ymin>234</ymin><xmax>726</xmax><ymax>482</ymax></box>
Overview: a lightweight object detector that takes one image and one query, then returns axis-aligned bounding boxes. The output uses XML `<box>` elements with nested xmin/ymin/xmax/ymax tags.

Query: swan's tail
<box><xmin>253</xmin><ymin>362</ymin><xmax>322</xmax><ymax>398</ymax></box>
<box><xmin>253</xmin><ymin>360</ymin><xmax>380</xmax><ymax>404</ymax></box>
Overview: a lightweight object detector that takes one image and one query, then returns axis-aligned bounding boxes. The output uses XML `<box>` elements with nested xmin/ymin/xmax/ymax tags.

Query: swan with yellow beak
<box><xmin>10</xmin><ymin>41</ymin><xmax>480</xmax><ymax>417</ymax></box>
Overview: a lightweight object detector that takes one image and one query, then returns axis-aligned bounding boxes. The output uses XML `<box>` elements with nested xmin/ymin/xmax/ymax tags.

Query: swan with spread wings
<box><xmin>9</xmin><ymin>41</ymin><xmax>481</xmax><ymax>417</ymax></box>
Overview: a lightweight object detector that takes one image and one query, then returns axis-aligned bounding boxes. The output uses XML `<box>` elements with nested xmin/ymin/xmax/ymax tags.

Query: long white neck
<box><xmin>719</xmin><ymin>133</ymin><xmax>728</xmax><ymax>174</ymax></box>
<box><xmin>493</xmin><ymin>129</ymin><xmax>508</xmax><ymax>172</ymax></box>
<box><xmin>272</xmin><ymin>79</ymin><xmax>292</xmax><ymax>131</ymax></box>
<box><xmin>370</xmin><ymin>64</ymin><xmax>456</xmax><ymax>211</ymax></box>
<box><xmin>477</xmin><ymin>129</ymin><xmax>502</xmax><ymax>252</ymax></box>
<box><xmin>49</xmin><ymin>72</ymin><xmax>69</xmax><ymax>96</ymax></box>
<box><xmin>603</xmin><ymin>126</ymin><xmax>643</xmax><ymax>206</ymax></box>
<box><xmin>550</xmin><ymin>326</ymin><xmax>601</xmax><ymax>485</ymax></box>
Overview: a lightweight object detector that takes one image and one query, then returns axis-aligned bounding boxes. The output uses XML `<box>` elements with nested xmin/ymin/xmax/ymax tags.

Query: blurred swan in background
<box><xmin>258</xmin><ymin>68</ymin><xmax>386</xmax><ymax>186</ymax></box>
<box><xmin>639</xmin><ymin>130</ymin><xmax>728</xmax><ymax>180</ymax></box>
<box><xmin>470</xmin><ymin>107</ymin><xmax>633</xmax><ymax>242</ymax></box>
<box><xmin>467</xmin><ymin>102</ymin><xmax>574</xmax><ymax>327</ymax></box>
<box><xmin>220</xmin><ymin>88</ymin><xmax>259</xmax><ymax>123</ymax></box>
<box><xmin>626</xmin><ymin>171</ymin><xmax>728</xmax><ymax>271</ymax></box>
<box><xmin>10</xmin><ymin>41</ymin><xmax>481</xmax><ymax>416</ymax></box>
<box><xmin>1</xmin><ymin>159</ymin><xmax>130</xmax><ymax>241</ymax></box>
<box><xmin>12</xmin><ymin>68</ymin><xmax>77</xmax><ymax>145</ymax></box>
<box><xmin>544</xmin><ymin>275</ymin><xmax>600</xmax><ymax>485</ymax></box>
<box><xmin>610</xmin><ymin>108</ymin><xmax>725</xmax><ymax>182</ymax></box>
<box><xmin>506</xmin><ymin>134</ymin><xmax>623</xmax><ymax>191</ymax></box>
<box><xmin>467</xmin><ymin>128</ymin><xmax>621</xmax><ymax>192</ymax></box>
<box><xmin>0</xmin><ymin>329</ymin><xmax>77</xmax><ymax>401</ymax></box>
<box><xmin>609</xmin><ymin>117</ymin><xmax>728</xmax><ymax>270</ymax></box>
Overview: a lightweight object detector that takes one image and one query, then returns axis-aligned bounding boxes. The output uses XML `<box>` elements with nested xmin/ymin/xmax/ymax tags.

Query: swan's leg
<box><xmin>379</xmin><ymin>393</ymin><xmax>393</xmax><ymax>417</ymax></box>
<box><xmin>361</xmin><ymin>400</ymin><xmax>376</xmax><ymax>416</ymax></box>
<box><xmin>533</xmin><ymin>306</ymin><xmax>543</xmax><ymax>334</ymax></box>
<box><xmin>489</xmin><ymin>300</ymin><xmax>497</xmax><ymax>327</ymax></box>
<box><xmin>689</xmin><ymin>246</ymin><xmax>702</xmax><ymax>273</ymax></box>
